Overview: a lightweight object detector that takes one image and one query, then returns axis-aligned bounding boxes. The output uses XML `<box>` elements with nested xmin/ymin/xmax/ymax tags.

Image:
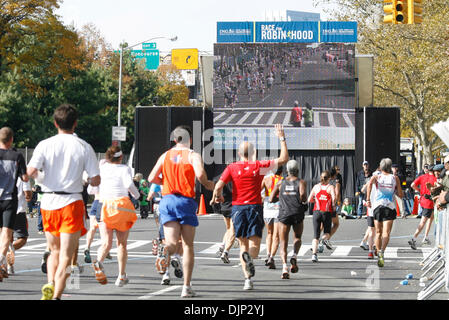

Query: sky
<box><xmin>55</xmin><ymin>0</ymin><xmax>334</xmax><ymax>54</ymax></box>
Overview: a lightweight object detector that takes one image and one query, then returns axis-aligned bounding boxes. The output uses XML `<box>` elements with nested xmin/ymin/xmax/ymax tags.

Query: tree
<box><xmin>157</xmin><ymin>64</ymin><xmax>191</xmax><ymax>106</ymax></box>
<box><xmin>314</xmin><ymin>0</ymin><xmax>449</xmax><ymax>164</ymax></box>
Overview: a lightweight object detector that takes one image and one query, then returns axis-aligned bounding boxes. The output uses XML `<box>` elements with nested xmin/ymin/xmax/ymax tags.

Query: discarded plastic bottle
<box><xmin>406</xmin><ymin>274</ymin><xmax>413</xmax><ymax>280</ymax></box>
<box><xmin>400</xmin><ymin>280</ymin><xmax>409</xmax><ymax>285</ymax></box>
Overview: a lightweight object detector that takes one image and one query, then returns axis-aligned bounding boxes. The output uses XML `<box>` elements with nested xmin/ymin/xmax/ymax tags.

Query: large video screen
<box><xmin>213</xmin><ymin>43</ymin><xmax>355</xmax><ymax>150</ymax></box>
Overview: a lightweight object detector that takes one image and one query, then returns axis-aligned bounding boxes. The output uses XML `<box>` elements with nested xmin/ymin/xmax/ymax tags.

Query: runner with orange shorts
<box><xmin>27</xmin><ymin>104</ymin><xmax>100</xmax><ymax>300</ymax></box>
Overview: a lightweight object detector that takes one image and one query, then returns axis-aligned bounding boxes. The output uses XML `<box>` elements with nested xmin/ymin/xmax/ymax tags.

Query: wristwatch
<box><xmin>279</xmin><ymin>137</ymin><xmax>286</xmax><ymax>141</ymax></box>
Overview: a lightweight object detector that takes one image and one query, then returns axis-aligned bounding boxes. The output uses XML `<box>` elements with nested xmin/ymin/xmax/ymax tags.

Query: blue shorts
<box><xmin>232</xmin><ymin>204</ymin><xmax>264</xmax><ymax>239</ymax></box>
<box><xmin>159</xmin><ymin>194</ymin><xmax>199</xmax><ymax>227</ymax></box>
<box><xmin>90</xmin><ymin>200</ymin><xmax>103</xmax><ymax>223</ymax></box>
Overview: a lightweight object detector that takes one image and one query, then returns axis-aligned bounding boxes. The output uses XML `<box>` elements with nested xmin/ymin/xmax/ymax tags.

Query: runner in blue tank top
<box><xmin>366</xmin><ymin>158</ymin><xmax>403</xmax><ymax>267</ymax></box>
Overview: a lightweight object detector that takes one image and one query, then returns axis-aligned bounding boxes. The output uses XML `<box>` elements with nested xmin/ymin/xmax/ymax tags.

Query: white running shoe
<box><xmin>7</xmin><ymin>264</ymin><xmax>14</xmax><ymax>275</ymax></box>
<box><xmin>311</xmin><ymin>254</ymin><xmax>318</xmax><ymax>263</ymax></box>
<box><xmin>171</xmin><ymin>256</ymin><xmax>183</xmax><ymax>279</ymax></box>
<box><xmin>181</xmin><ymin>286</ymin><xmax>197</xmax><ymax>298</ymax></box>
<box><xmin>243</xmin><ymin>278</ymin><xmax>254</xmax><ymax>290</ymax></box>
<box><xmin>115</xmin><ymin>274</ymin><xmax>129</xmax><ymax>287</ymax></box>
<box><xmin>360</xmin><ymin>242</ymin><xmax>369</xmax><ymax>250</ymax></box>
<box><xmin>422</xmin><ymin>238</ymin><xmax>431</xmax><ymax>246</ymax></box>
<box><xmin>161</xmin><ymin>273</ymin><xmax>170</xmax><ymax>285</ymax></box>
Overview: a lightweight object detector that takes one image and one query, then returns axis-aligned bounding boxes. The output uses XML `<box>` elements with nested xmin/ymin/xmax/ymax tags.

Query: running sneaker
<box><xmin>0</xmin><ymin>271</ymin><xmax>2</xmax><ymax>282</ymax></box>
<box><xmin>360</xmin><ymin>242</ymin><xmax>369</xmax><ymax>250</ymax></box>
<box><xmin>368</xmin><ymin>252</ymin><xmax>374</xmax><ymax>260</ymax></box>
<box><xmin>264</xmin><ymin>256</ymin><xmax>270</xmax><ymax>266</ymax></box>
<box><xmin>181</xmin><ymin>286</ymin><xmax>197</xmax><ymax>297</ymax></box>
<box><xmin>232</xmin><ymin>239</ymin><xmax>239</xmax><ymax>248</ymax></box>
<box><xmin>115</xmin><ymin>274</ymin><xmax>129</xmax><ymax>287</ymax></box>
<box><xmin>267</xmin><ymin>257</ymin><xmax>276</xmax><ymax>269</ymax></box>
<box><xmin>161</xmin><ymin>273</ymin><xmax>170</xmax><ymax>285</ymax></box>
<box><xmin>377</xmin><ymin>252</ymin><xmax>384</xmax><ymax>268</ymax></box>
<box><xmin>92</xmin><ymin>261</ymin><xmax>107</xmax><ymax>285</ymax></box>
<box><xmin>243</xmin><ymin>278</ymin><xmax>254</xmax><ymax>290</ymax></box>
<box><xmin>318</xmin><ymin>241</ymin><xmax>324</xmax><ymax>253</ymax></box>
<box><xmin>106</xmin><ymin>252</ymin><xmax>113</xmax><ymax>260</ymax></box>
<box><xmin>290</xmin><ymin>257</ymin><xmax>298</xmax><ymax>273</ymax></box>
<box><xmin>155</xmin><ymin>246</ymin><xmax>169</xmax><ymax>274</ymax></box>
<box><xmin>216</xmin><ymin>245</ymin><xmax>224</xmax><ymax>257</ymax></box>
<box><xmin>171</xmin><ymin>256</ymin><xmax>183</xmax><ymax>279</ymax></box>
<box><xmin>41</xmin><ymin>251</ymin><xmax>50</xmax><ymax>274</ymax></box>
<box><xmin>41</xmin><ymin>283</ymin><xmax>54</xmax><ymax>300</ymax></box>
<box><xmin>7</xmin><ymin>264</ymin><xmax>14</xmax><ymax>275</ymax></box>
<box><xmin>281</xmin><ymin>266</ymin><xmax>290</xmax><ymax>279</ymax></box>
<box><xmin>311</xmin><ymin>254</ymin><xmax>318</xmax><ymax>263</ymax></box>
<box><xmin>152</xmin><ymin>239</ymin><xmax>159</xmax><ymax>256</ymax></box>
<box><xmin>323</xmin><ymin>239</ymin><xmax>333</xmax><ymax>250</ymax></box>
<box><xmin>221</xmin><ymin>251</ymin><xmax>230</xmax><ymax>264</ymax></box>
<box><xmin>84</xmin><ymin>249</ymin><xmax>92</xmax><ymax>263</ymax></box>
<box><xmin>0</xmin><ymin>264</ymin><xmax>8</xmax><ymax>279</ymax></box>
<box><xmin>422</xmin><ymin>238</ymin><xmax>431</xmax><ymax>246</ymax></box>
<box><xmin>408</xmin><ymin>238</ymin><xmax>417</xmax><ymax>250</ymax></box>
<box><xmin>242</xmin><ymin>252</ymin><xmax>255</xmax><ymax>278</ymax></box>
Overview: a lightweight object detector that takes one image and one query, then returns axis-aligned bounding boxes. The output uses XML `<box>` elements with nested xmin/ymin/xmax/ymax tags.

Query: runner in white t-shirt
<box><xmin>27</xmin><ymin>104</ymin><xmax>100</xmax><ymax>300</ymax></box>
<box><xmin>360</xmin><ymin>169</ymin><xmax>380</xmax><ymax>259</ymax></box>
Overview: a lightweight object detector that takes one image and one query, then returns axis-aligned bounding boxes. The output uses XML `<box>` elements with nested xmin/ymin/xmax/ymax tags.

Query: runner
<box><xmin>0</xmin><ymin>127</ymin><xmax>29</xmax><ymax>282</ymax></box>
<box><xmin>408</xmin><ymin>165</ymin><xmax>437</xmax><ymax>249</ymax></box>
<box><xmin>211</xmin><ymin>124</ymin><xmax>289</xmax><ymax>290</ymax></box>
<box><xmin>213</xmin><ymin>180</ymin><xmax>235</xmax><ymax>264</ymax></box>
<box><xmin>360</xmin><ymin>168</ymin><xmax>381</xmax><ymax>259</ymax></box>
<box><xmin>261</xmin><ymin>166</ymin><xmax>283</xmax><ymax>269</ymax></box>
<box><xmin>92</xmin><ymin>146</ymin><xmax>139</xmax><ymax>287</ymax></box>
<box><xmin>83</xmin><ymin>159</ymin><xmax>107</xmax><ymax>264</ymax></box>
<box><xmin>27</xmin><ymin>104</ymin><xmax>100</xmax><ymax>300</ymax></box>
<box><xmin>308</xmin><ymin>171</ymin><xmax>336</xmax><ymax>262</ymax></box>
<box><xmin>147</xmin><ymin>125</ymin><xmax>215</xmax><ymax>298</ymax></box>
<box><xmin>328</xmin><ymin>166</ymin><xmax>342</xmax><ymax>246</ymax></box>
<box><xmin>366</xmin><ymin>158</ymin><xmax>403</xmax><ymax>267</ymax></box>
<box><xmin>6</xmin><ymin>169</ymin><xmax>32</xmax><ymax>275</ymax></box>
<box><xmin>269</xmin><ymin>160</ymin><xmax>307</xmax><ymax>279</ymax></box>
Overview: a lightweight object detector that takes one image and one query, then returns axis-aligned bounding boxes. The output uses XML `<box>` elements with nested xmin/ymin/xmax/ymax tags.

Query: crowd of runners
<box><xmin>0</xmin><ymin>104</ymin><xmax>443</xmax><ymax>299</ymax></box>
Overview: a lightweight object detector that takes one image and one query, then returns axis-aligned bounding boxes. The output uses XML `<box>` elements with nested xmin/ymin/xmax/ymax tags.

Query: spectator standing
<box><xmin>355</xmin><ymin>161</ymin><xmax>372</xmax><ymax>219</ymax></box>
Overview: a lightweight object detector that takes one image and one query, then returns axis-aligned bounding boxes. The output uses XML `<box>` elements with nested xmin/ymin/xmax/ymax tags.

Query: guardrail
<box><xmin>417</xmin><ymin>206</ymin><xmax>449</xmax><ymax>300</ymax></box>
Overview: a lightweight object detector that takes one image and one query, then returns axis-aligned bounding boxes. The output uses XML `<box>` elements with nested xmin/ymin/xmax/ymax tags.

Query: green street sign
<box><xmin>142</xmin><ymin>42</ymin><xmax>157</xmax><ymax>49</ymax></box>
<box><xmin>131</xmin><ymin>49</ymin><xmax>160</xmax><ymax>70</ymax></box>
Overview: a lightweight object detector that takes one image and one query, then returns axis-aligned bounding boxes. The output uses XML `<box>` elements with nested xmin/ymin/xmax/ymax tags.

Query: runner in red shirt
<box><xmin>408</xmin><ymin>166</ymin><xmax>437</xmax><ymax>249</ymax></box>
<box><xmin>211</xmin><ymin>124</ymin><xmax>289</xmax><ymax>291</ymax></box>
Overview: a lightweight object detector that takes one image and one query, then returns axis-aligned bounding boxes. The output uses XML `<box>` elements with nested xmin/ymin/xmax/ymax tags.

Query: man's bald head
<box><xmin>238</xmin><ymin>141</ymin><xmax>255</xmax><ymax>160</ymax></box>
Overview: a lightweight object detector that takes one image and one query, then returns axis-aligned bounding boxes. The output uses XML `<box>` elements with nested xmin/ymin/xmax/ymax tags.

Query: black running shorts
<box><xmin>14</xmin><ymin>212</ymin><xmax>28</xmax><ymax>238</ymax></box>
<box><xmin>313</xmin><ymin>210</ymin><xmax>332</xmax><ymax>239</ymax></box>
<box><xmin>0</xmin><ymin>199</ymin><xmax>18</xmax><ymax>230</ymax></box>
<box><xmin>373</xmin><ymin>206</ymin><xmax>396</xmax><ymax>222</ymax></box>
<box><xmin>421</xmin><ymin>208</ymin><xmax>433</xmax><ymax>218</ymax></box>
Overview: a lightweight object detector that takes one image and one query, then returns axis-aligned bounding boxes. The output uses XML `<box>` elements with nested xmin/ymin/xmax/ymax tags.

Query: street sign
<box><xmin>112</xmin><ymin>126</ymin><xmax>127</xmax><ymax>141</ymax></box>
<box><xmin>142</xmin><ymin>42</ymin><xmax>157</xmax><ymax>49</ymax></box>
<box><xmin>131</xmin><ymin>49</ymin><xmax>160</xmax><ymax>70</ymax></box>
<box><xmin>172</xmin><ymin>48</ymin><xmax>199</xmax><ymax>70</ymax></box>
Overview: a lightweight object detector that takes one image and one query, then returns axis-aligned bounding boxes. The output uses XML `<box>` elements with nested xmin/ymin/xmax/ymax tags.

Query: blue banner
<box><xmin>255</xmin><ymin>21</ymin><xmax>319</xmax><ymax>43</ymax></box>
<box><xmin>320</xmin><ymin>21</ymin><xmax>357</xmax><ymax>43</ymax></box>
<box><xmin>217</xmin><ymin>22</ymin><xmax>254</xmax><ymax>43</ymax></box>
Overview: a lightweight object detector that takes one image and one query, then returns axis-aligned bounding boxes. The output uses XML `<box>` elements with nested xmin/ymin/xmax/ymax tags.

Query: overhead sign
<box><xmin>255</xmin><ymin>21</ymin><xmax>319</xmax><ymax>43</ymax></box>
<box><xmin>131</xmin><ymin>49</ymin><xmax>160</xmax><ymax>70</ymax></box>
<box><xmin>112</xmin><ymin>126</ymin><xmax>127</xmax><ymax>141</ymax></box>
<box><xmin>172</xmin><ymin>48</ymin><xmax>199</xmax><ymax>70</ymax></box>
<box><xmin>216</xmin><ymin>21</ymin><xmax>357</xmax><ymax>43</ymax></box>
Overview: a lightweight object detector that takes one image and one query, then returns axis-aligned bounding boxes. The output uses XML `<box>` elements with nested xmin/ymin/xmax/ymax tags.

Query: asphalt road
<box><xmin>0</xmin><ymin>212</ymin><xmax>447</xmax><ymax>301</ymax></box>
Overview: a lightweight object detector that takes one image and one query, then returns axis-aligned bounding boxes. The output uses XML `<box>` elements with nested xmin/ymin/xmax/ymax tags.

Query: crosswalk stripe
<box><xmin>384</xmin><ymin>247</ymin><xmax>398</xmax><ymax>258</ymax></box>
<box><xmin>327</xmin><ymin>112</ymin><xmax>336</xmax><ymax>128</ymax></box>
<box><xmin>236</xmin><ymin>112</ymin><xmax>252</xmax><ymax>125</ymax></box>
<box><xmin>331</xmin><ymin>245</ymin><xmax>352</xmax><ymax>256</ymax></box>
<box><xmin>297</xmin><ymin>245</ymin><xmax>313</xmax><ymax>256</ymax></box>
<box><xmin>78</xmin><ymin>239</ymin><xmax>103</xmax><ymax>250</ymax></box>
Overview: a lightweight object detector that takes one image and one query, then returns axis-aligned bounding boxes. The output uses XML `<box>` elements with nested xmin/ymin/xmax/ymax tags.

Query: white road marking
<box><xmin>331</xmin><ymin>246</ymin><xmax>353</xmax><ymax>256</ymax></box>
<box><xmin>138</xmin><ymin>285</ymin><xmax>181</xmax><ymax>299</ymax></box>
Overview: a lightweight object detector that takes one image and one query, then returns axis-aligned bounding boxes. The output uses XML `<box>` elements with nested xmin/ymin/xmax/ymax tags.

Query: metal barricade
<box><xmin>417</xmin><ymin>207</ymin><xmax>448</xmax><ymax>300</ymax></box>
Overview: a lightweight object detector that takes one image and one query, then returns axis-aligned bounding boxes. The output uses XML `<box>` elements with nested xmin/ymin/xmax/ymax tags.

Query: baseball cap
<box><xmin>433</xmin><ymin>164</ymin><xmax>444</xmax><ymax>172</ymax></box>
<box><xmin>363</xmin><ymin>161</ymin><xmax>369</xmax><ymax>165</ymax></box>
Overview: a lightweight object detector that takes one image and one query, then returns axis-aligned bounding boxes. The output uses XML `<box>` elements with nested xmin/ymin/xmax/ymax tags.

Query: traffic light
<box><xmin>395</xmin><ymin>1</ymin><xmax>407</xmax><ymax>24</ymax></box>
<box><xmin>383</xmin><ymin>0</ymin><xmax>398</xmax><ymax>24</ymax></box>
<box><xmin>407</xmin><ymin>0</ymin><xmax>423</xmax><ymax>24</ymax></box>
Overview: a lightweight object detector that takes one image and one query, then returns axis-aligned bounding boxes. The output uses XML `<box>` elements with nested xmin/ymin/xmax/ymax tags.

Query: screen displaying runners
<box><xmin>213</xmin><ymin>43</ymin><xmax>356</xmax><ymax>150</ymax></box>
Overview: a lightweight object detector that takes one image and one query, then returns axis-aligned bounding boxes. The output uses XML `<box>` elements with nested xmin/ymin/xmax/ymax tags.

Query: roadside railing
<box><xmin>417</xmin><ymin>206</ymin><xmax>448</xmax><ymax>300</ymax></box>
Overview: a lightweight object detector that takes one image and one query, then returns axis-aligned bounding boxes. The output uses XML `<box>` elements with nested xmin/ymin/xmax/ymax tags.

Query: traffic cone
<box><xmin>197</xmin><ymin>194</ymin><xmax>207</xmax><ymax>216</ymax></box>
